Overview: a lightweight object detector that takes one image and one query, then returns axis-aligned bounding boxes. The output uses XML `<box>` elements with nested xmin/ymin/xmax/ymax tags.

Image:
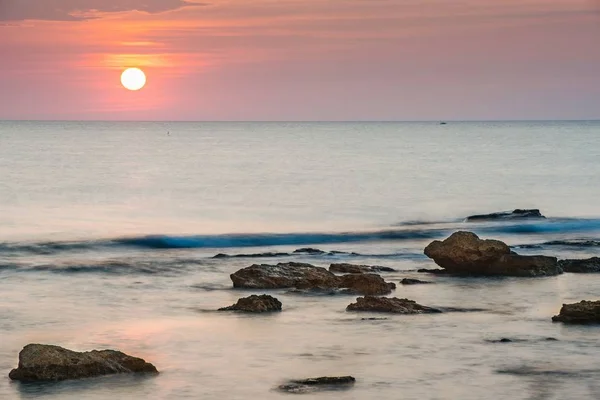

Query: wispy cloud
<box><xmin>0</xmin><ymin>0</ymin><xmax>204</xmax><ymax>21</ymax></box>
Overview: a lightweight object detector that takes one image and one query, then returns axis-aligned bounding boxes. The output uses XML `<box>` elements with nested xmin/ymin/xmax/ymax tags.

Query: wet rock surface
<box><xmin>424</xmin><ymin>231</ymin><xmax>561</xmax><ymax>276</ymax></box>
<box><xmin>558</xmin><ymin>257</ymin><xmax>600</xmax><ymax>273</ymax></box>
<box><xmin>218</xmin><ymin>294</ymin><xmax>282</xmax><ymax>313</ymax></box>
<box><xmin>552</xmin><ymin>300</ymin><xmax>600</xmax><ymax>324</ymax></box>
<box><xmin>346</xmin><ymin>296</ymin><xmax>441</xmax><ymax>314</ymax></box>
<box><xmin>465</xmin><ymin>209</ymin><xmax>545</xmax><ymax>222</ymax></box>
<box><xmin>9</xmin><ymin>344</ymin><xmax>158</xmax><ymax>382</ymax></box>
<box><xmin>230</xmin><ymin>262</ymin><xmax>339</xmax><ymax>290</ymax></box>
<box><xmin>278</xmin><ymin>376</ymin><xmax>356</xmax><ymax>393</ymax></box>
<box><xmin>400</xmin><ymin>278</ymin><xmax>432</xmax><ymax>285</ymax></box>
<box><xmin>337</xmin><ymin>273</ymin><xmax>396</xmax><ymax>295</ymax></box>
<box><xmin>329</xmin><ymin>263</ymin><xmax>396</xmax><ymax>274</ymax></box>
<box><xmin>230</xmin><ymin>263</ymin><xmax>395</xmax><ymax>295</ymax></box>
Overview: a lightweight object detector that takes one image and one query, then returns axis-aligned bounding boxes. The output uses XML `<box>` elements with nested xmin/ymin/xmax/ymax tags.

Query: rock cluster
<box><xmin>230</xmin><ymin>262</ymin><xmax>395</xmax><ymax>295</ymax></box>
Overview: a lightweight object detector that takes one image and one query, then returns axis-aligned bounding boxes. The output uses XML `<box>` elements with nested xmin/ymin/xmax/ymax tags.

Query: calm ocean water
<box><xmin>1</xmin><ymin>121</ymin><xmax>600</xmax><ymax>399</ymax></box>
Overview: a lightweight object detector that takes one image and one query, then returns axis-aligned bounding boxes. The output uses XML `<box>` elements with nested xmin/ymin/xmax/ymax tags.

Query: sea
<box><xmin>0</xmin><ymin>120</ymin><xmax>599</xmax><ymax>399</ymax></box>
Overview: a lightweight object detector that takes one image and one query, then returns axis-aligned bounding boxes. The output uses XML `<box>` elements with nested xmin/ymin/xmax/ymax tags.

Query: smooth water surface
<box><xmin>1</xmin><ymin>121</ymin><xmax>600</xmax><ymax>399</ymax></box>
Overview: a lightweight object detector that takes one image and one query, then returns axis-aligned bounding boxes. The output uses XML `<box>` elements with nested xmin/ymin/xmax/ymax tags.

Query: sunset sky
<box><xmin>1</xmin><ymin>0</ymin><xmax>599</xmax><ymax>121</ymax></box>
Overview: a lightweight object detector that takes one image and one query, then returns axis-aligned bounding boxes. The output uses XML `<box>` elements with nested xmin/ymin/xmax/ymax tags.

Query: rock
<box><xmin>552</xmin><ymin>300</ymin><xmax>600</xmax><ymax>324</ymax></box>
<box><xmin>329</xmin><ymin>263</ymin><xmax>396</xmax><ymax>274</ymax></box>
<box><xmin>230</xmin><ymin>263</ymin><xmax>395</xmax><ymax>295</ymax></box>
<box><xmin>558</xmin><ymin>257</ymin><xmax>600</xmax><ymax>273</ymax></box>
<box><xmin>230</xmin><ymin>262</ymin><xmax>339</xmax><ymax>290</ymax></box>
<box><xmin>417</xmin><ymin>268</ymin><xmax>449</xmax><ymax>275</ymax></box>
<box><xmin>346</xmin><ymin>296</ymin><xmax>441</xmax><ymax>314</ymax></box>
<box><xmin>337</xmin><ymin>273</ymin><xmax>396</xmax><ymax>295</ymax></box>
<box><xmin>293</xmin><ymin>248</ymin><xmax>326</xmax><ymax>255</ymax></box>
<box><xmin>8</xmin><ymin>344</ymin><xmax>158</xmax><ymax>382</ymax></box>
<box><xmin>278</xmin><ymin>376</ymin><xmax>355</xmax><ymax>393</ymax></box>
<box><xmin>424</xmin><ymin>231</ymin><xmax>561</xmax><ymax>276</ymax></box>
<box><xmin>218</xmin><ymin>294</ymin><xmax>282</xmax><ymax>313</ymax></box>
<box><xmin>361</xmin><ymin>317</ymin><xmax>388</xmax><ymax>321</ymax></box>
<box><xmin>465</xmin><ymin>209</ymin><xmax>545</xmax><ymax>222</ymax></box>
<box><xmin>400</xmin><ymin>278</ymin><xmax>432</xmax><ymax>285</ymax></box>
<box><xmin>213</xmin><ymin>252</ymin><xmax>289</xmax><ymax>259</ymax></box>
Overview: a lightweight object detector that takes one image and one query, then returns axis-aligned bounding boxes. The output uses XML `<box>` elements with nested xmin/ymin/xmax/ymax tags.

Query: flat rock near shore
<box><xmin>552</xmin><ymin>300</ymin><xmax>600</xmax><ymax>324</ymax></box>
<box><xmin>465</xmin><ymin>209</ymin><xmax>545</xmax><ymax>222</ymax></box>
<box><xmin>9</xmin><ymin>344</ymin><xmax>158</xmax><ymax>382</ymax></box>
<box><xmin>346</xmin><ymin>296</ymin><xmax>442</xmax><ymax>314</ymax></box>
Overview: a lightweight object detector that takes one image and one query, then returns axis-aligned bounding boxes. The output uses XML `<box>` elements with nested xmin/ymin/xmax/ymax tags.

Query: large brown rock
<box><xmin>338</xmin><ymin>273</ymin><xmax>396</xmax><ymax>295</ymax></box>
<box><xmin>424</xmin><ymin>231</ymin><xmax>561</xmax><ymax>276</ymax></box>
<box><xmin>346</xmin><ymin>296</ymin><xmax>441</xmax><ymax>314</ymax></box>
<box><xmin>558</xmin><ymin>258</ymin><xmax>600</xmax><ymax>273</ymax></box>
<box><xmin>218</xmin><ymin>294</ymin><xmax>282</xmax><ymax>312</ymax></box>
<box><xmin>230</xmin><ymin>262</ymin><xmax>339</xmax><ymax>290</ymax></box>
<box><xmin>230</xmin><ymin>262</ymin><xmax>395</xmax><ymax>295</ymax></box>
<box><xmin>9</xmin><ymin>344</ymin><xmax>158</xmax><ymax>382</ymax></box>
<box><xmin>552</xmin><ymin>300</ymin><xmax>600</xmax><ymax>324</ymax></box>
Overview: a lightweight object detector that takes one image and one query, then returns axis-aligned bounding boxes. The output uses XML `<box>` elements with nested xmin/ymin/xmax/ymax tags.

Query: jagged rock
<box><xmin>552</xmin><ymin>300</ymin><xmax>600</xmax><ymax>324</ymax></box>
<box><xmin>230</xmin><ymin>263</ymin><xmax>395</xmax><ymax>295</ymax></box>
<box><xmin>329</xmin><ymin>263</ymin><xmax>396</xmax><ymax>274</ymax></box>
<box><xmin>466</xmin><ymin>209</ymin><xmax>545</xmax><ymax>222</ymax></box>
<box><xmin>346</xmin><ymin>296</ymin><xmax>441</xmax><ymax>314</ymax></box>
<box><xmin>400</xmin><ymin>278</ymin><xmax>432</xmax><ymax>285</ymax></box>
<box><xmin>278</xmin><ymin>376</ymin><xmax>355</xmax><ymax>393</ymax></box>
<box><xmin>218</xmin><ymin>294</ymin><xmax>282</xmax><ymax>313</ymax></box>
<box><xmin>8</xmin><ymin>344</ymin><xmax>158</xmax><ymax>382</ymax></box>
<box><xmin>424</xmin><ymin>231</ymin><xmax>561</xmax><ymax>276</ymax></box>
<box><xmin>559</xmin><ymin>258</ymin><xmax>600</xmax><ymax>273</ymax></box>
<box><xmin>338</xmin><ymin>273</ymin><xmax>396</xmax><ymax>295</ymax></box>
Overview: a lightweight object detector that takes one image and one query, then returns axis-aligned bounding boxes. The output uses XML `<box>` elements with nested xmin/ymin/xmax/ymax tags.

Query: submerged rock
<box><xmin>465</xmin><ymin>209</ymin><xmax>545</xmax><ymax>222</ymax></box>
<box><xmin>230</xmin><ymin>263</ymin><xmax>395</xmax><ymax>295</ymax></box>
<box><xmin>424</xmin><ymin>231</ymin><xmax>561</xmax><ymax>277</ymax></box>
<box><xmin>218</xmin><ymin>294</ymin><xmax>282</xmax><ymax>313</ymax></box>
<box><xmin>346</xmin><ymin>296</ymin><xmax>441</xmax><ymax>314</ymax></box>
<box><xmin>278</xmin><ymin>376</ymin><xmax>355</xmax><ymax>393</ymax></box>
<box><xmin>329</xmin><ymin>263</ymin><xmax>396</xmax><ymax>274</ymax></box>
<box><xmin>417</xmin><ymin>268</ymin><xmax>449</xmax><ymax>275</ymax></box>
<box><xmin>9</xmin><ymin>344</ymin><xmax>158</xmax><ymax>382</ymax></box>
<box><xmin>400</xmin><ymin>278</ymin><xmax>432</xmax><ymax>285</ymax></box>
<box><xmin>552</xmin><ymin>300</ymin><xmax>600</xmax><ymax>324</ymax></box>
<box><xmin>558</xmin><ymin>257</ymin><xmax>600</xmax><ymax>273</ymax></box>
<box><xmin>213</xmin><ymin>252</ymin><xmax>289</xmax><ymax>259</ymax></box>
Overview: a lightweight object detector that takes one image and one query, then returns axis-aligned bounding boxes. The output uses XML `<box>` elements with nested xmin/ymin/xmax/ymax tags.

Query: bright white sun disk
<box><xmin>121</xmin><ymin>68</ymin><xmax>146</xmax><ymax>91</ymax></box>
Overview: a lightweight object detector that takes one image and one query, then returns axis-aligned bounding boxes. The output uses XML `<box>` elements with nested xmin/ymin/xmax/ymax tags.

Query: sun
<box><xmin>120</xmin><ymin>68</ymin><xmax>146</xmax><ymax>91</ymax></box>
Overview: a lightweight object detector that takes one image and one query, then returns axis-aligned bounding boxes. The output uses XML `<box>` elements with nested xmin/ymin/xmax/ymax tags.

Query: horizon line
<box><xmin>1</xmin><ymin>118</ymin><xmax>600</xmax><ymax>123</ymax></box>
